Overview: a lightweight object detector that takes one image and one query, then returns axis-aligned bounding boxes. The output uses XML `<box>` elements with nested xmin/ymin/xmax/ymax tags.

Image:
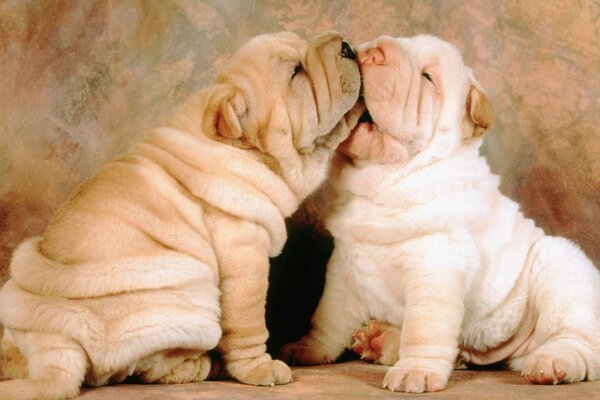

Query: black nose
<box><xmin>341</xmin><ymin>41</ymin><xmax>356</xmax><ymax>60</ymax></box>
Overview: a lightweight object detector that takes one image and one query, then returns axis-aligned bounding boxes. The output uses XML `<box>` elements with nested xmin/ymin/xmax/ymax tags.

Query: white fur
<box><xmin>282</xmin><ymin>34</ymin><xmax>600</xmax><ymax>393</ymax></box>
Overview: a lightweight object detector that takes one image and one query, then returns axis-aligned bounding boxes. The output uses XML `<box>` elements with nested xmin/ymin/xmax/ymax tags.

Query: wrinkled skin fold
<box><xmin>281</xmin><ymin>34</ymin><xmax>600</xmax><ymax>394</ymax></box>
<box><xmin>0</xmin><ymin>30</ymin><xmax>362</xmax><ymax>400</ymax></box>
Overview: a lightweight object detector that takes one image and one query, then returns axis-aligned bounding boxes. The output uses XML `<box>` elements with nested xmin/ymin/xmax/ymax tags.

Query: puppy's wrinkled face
<box><xmin>202</xmin><ymin>31</ymin><xmax>362</xmax><ymax>200</ymax></box>
<box><xmin>341</xmin><ymin>34</ymin><xmax>492</xmax><ymax>166</ymax></box>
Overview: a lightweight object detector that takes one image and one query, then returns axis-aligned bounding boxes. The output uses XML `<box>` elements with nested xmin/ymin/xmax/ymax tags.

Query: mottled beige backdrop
<box><xmin>1</xmin><ymin>0</ymin><xmax>599</xmax><ymax>347</ymax></box>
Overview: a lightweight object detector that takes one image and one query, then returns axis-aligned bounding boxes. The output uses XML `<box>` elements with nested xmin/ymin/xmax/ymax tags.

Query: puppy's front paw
<box><xmin>235</xmin><ymin>359</ymin><xmax>292</xmax><ymax>386</ymax></box>
<box><xmin>280</xmin><ymin>339</ymin><xmax>335</xmax><ymax>366</ymax></box>
<box><xmin>383</xmin><ymin>357</ymin><xmax>450</xmax><ymax>393</ymax></box>
<box><xmin>351</xmin><ymin>320</ymin><xmax>400</xmax><ymax>365</ymax></box>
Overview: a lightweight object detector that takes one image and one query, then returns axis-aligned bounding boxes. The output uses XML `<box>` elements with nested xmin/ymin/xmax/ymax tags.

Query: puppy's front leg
<box><xmin>280</xmin><ymin>243</ymin><xmax>369</xmax><ymax>365</ymax></box>
<box><xmin>208</xmin><ymin>211</ymin><xmax>292</xmax><ymax>386</ymax></box>
<box><xmin>384</xmin><ymin>233</ymin><xmax>472</xmax><ymax>393</ymax></box>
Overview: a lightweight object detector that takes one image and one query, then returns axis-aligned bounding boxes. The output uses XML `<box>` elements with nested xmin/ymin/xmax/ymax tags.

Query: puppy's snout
<box><xmin>341</xmin><ymin>41</ymin><xmax>356</xmax><ymax>60</ymax></box>
<box><xmin>358</xmin><ymin>47</ymin><xmax>385</xmax><ymax>66</ymax></box>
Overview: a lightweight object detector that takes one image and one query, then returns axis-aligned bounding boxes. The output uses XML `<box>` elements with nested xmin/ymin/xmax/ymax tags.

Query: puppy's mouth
<box><xmin>352</xmin><ymin>104</ymin><xmax>377</xmax><ymax>134</ymax></box>
<box><xmin>358</xmin><ymin>108</ymin><xmax>373</xmax><ymax>124</ymax></box>
<box><xmin>339</xmin><ymin>103</ymin><xmax>378</xmax><ymax>159</ymax></box>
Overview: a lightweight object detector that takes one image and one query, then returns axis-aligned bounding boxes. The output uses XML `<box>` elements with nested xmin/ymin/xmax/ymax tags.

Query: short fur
<box><xmin>281</xmin><ymin>34</ymin><xmax>600</xmax><ymax>393</ymax></box>
<box><xmin>0</xmin><ymin>31</ymin><xmax>363</xmax><ymax>399</ymax></box>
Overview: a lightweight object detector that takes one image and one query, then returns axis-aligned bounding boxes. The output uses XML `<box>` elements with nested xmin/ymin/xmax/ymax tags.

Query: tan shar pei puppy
<box><xmin>282</xmin><ymin>34</ymin><xmax>600</xmax><ymax>393</ymax></box>
<box><xmin>0</xmin><ymin>31</ymin><xmax>363</xmax><ymax>400</ymax></box>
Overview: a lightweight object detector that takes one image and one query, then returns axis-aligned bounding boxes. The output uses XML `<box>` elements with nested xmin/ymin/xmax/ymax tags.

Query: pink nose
<box><xmin>358</xmin><ymin>47</ymin><xmax>385</xmax><ymax>65</ymax></box>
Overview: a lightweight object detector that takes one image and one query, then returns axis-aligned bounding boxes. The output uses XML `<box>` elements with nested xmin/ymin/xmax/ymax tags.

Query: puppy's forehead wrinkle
<box><xmin>260</xmin><ymin>106</ymin><xmax>278</xmax><ymax>149</ymax></box>
<box><xmin>306</xmin><ymin>56</ymin><xmax>331</xmax><ymax>125</ymax></box>
<box><xmin>402</xmin><ymin>67</ymin><xmax>421</xmax><ymax>120</ymax></box>
<box><xmin>274</xmin><ymin>48</ymin><xmax>303</xmax><ymax>66</ymax></box>
<box><xmin>251</xmin><ymin>32</ymin><xmax>304</xmax><ymax>51</ymax></box>
<box><xmin>270</xmin><ymin>34</ymin><xmax>306</xmax><ymax>52</ymax></box>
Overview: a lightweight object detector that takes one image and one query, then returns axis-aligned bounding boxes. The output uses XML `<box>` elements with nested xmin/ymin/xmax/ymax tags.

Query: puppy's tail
<box><xmin>0</xmin><ymin>376</ymin><xmax>81</xmax><ymax>400</ymax></box>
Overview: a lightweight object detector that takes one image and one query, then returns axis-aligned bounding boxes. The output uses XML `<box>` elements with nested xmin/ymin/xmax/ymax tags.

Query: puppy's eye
<box><xmin>422</xmin><ymin>72</ymin><xmax>433</xmax><ymax>83</ymax></box>
<box><xmin>291</xmin><ymin>64</ymin><xmax>302</xmax><ymax>80</ymax></box>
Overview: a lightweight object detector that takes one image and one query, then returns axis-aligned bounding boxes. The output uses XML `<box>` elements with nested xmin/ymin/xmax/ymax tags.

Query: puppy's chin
<box><xmin>357</xmin><ymin>107</ymin><xmax>373</xmax><ymax>124</ymax></box>
<box><xmin>339</xmin><ymin>121</ymin><xmax>373</xmax><ymax>159</ymax></box>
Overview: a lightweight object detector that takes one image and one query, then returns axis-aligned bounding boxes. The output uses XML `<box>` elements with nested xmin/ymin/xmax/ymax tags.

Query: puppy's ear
<box><xmin>203</xmin><ymin>84</ymin><xmax>247</xmax><ymax>140</ymax></box>
<box><xmin>466</xmin><ymin>85</ymin><xmax>493</xmax><ymax>138</ymax></box>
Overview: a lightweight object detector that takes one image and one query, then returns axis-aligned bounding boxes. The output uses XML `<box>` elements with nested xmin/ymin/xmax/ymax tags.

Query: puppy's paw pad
<box><xmin>351</xmin><ymin>320</ymin><xmax>386</xmax><ymax>362</ymax></box>
<box><xmin>351</xmin><ymin>320</ymin><xmax>400</xmax><ymax>365</ymax></box>
<box><xmin>235</xmin><ymin>360</ymin><xmax>292</xmax><ymax>386</ymax></box>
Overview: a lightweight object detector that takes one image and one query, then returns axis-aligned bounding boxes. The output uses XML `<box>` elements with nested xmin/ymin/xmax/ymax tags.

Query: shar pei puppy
<box><xmin>0</xmin><ymin>31</ymin><xmax>362</xmax><ymax>400</ymax></box>
<box><xmin>281</xmin><ymin>34</ymin><xmax>600</xmax><ymax>392</ymax></box>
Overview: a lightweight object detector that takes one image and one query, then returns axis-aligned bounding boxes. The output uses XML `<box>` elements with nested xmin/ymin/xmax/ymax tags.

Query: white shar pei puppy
<box><xmin>281</xmin><ymin>35</ymin><xmax>600</xmax><ymax>393</ymax></box>
<box><xmin>0</xmin><ymin>31</ymin><xmax>362</xmax><ymax>400</ymax></box>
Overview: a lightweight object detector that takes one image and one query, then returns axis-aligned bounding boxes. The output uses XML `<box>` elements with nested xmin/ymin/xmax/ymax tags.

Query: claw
<box><xmin>354</xmin><ymin>331</ymin><xmax>366</xmax><ymax>341</ymax></box>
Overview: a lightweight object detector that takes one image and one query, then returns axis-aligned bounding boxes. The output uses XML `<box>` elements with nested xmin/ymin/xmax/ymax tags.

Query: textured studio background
<box><xmin>1</xmin><ymin>1</ymin><xmax>599</xmax><ymax>351</ymax></box>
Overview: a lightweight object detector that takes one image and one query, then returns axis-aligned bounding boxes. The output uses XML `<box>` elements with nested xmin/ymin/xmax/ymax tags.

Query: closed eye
<box><xmin>291</xmin><ymin>64</ymin><xmax>302</xmax><ymax>80</ymax></box>
<box><xmin>422</xmin><ymin>72</ymin><xmax>433</xmax><ymax>83</ymax></box>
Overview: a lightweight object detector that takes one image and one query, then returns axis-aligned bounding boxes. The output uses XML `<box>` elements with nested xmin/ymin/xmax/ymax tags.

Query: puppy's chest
<box><xmin>347</xmin><ymin>243</ymin><xmax>406</xmax><ymax>323</ymax></box>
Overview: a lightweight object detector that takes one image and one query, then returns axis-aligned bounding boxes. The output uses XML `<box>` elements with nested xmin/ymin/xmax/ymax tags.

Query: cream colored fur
<box><xmin>281</xmin><ymin>35</ymin><xmax>600</xmax><ymax>393</ymax></box>
<box><xmin>0</xmin><ymin>31</ymin><xmax>362</xmax><ymax>399</ymax></box>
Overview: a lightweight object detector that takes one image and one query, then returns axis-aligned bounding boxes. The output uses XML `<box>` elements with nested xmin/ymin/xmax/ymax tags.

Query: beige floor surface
<box><xmin>69</xmin><ymin>360</ymin><xmax>600</xmax><ymax>400</ymax></box>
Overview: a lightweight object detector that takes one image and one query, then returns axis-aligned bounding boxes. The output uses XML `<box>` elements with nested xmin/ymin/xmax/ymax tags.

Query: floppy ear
<box><xmin>466</xmin><ymin>85</ymin><xmax>493</xmax><ymax>138</ymax></box>
<box><xmin>203</xmin><ymin>84</ymin><xmax>246</xmax><ymax>140</ymax></box>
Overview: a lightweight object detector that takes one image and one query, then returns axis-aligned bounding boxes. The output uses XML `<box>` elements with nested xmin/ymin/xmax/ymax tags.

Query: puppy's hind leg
<box><xmin>135</xmin><ymin>349</ymin><xmax>221</xmax><ymax>384</ymax></box>
<box><xmin>0</xmin><ymin>331</ymin><xmax>87</xmax><ymax>400</ymax></box>
<box><xmin>520</xmin><ymin>237</ymin><xmax>600</xmax><ymax>384</ymax></box>
<box><xmin>1</xmin><ymin>330</ymin><xmax>28</xmax><ymax>379</ymax></box>
<box><xmin>280</xmin><ymin>244</ymin><xmax>370</xmax><ymax>365</ymax></box>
